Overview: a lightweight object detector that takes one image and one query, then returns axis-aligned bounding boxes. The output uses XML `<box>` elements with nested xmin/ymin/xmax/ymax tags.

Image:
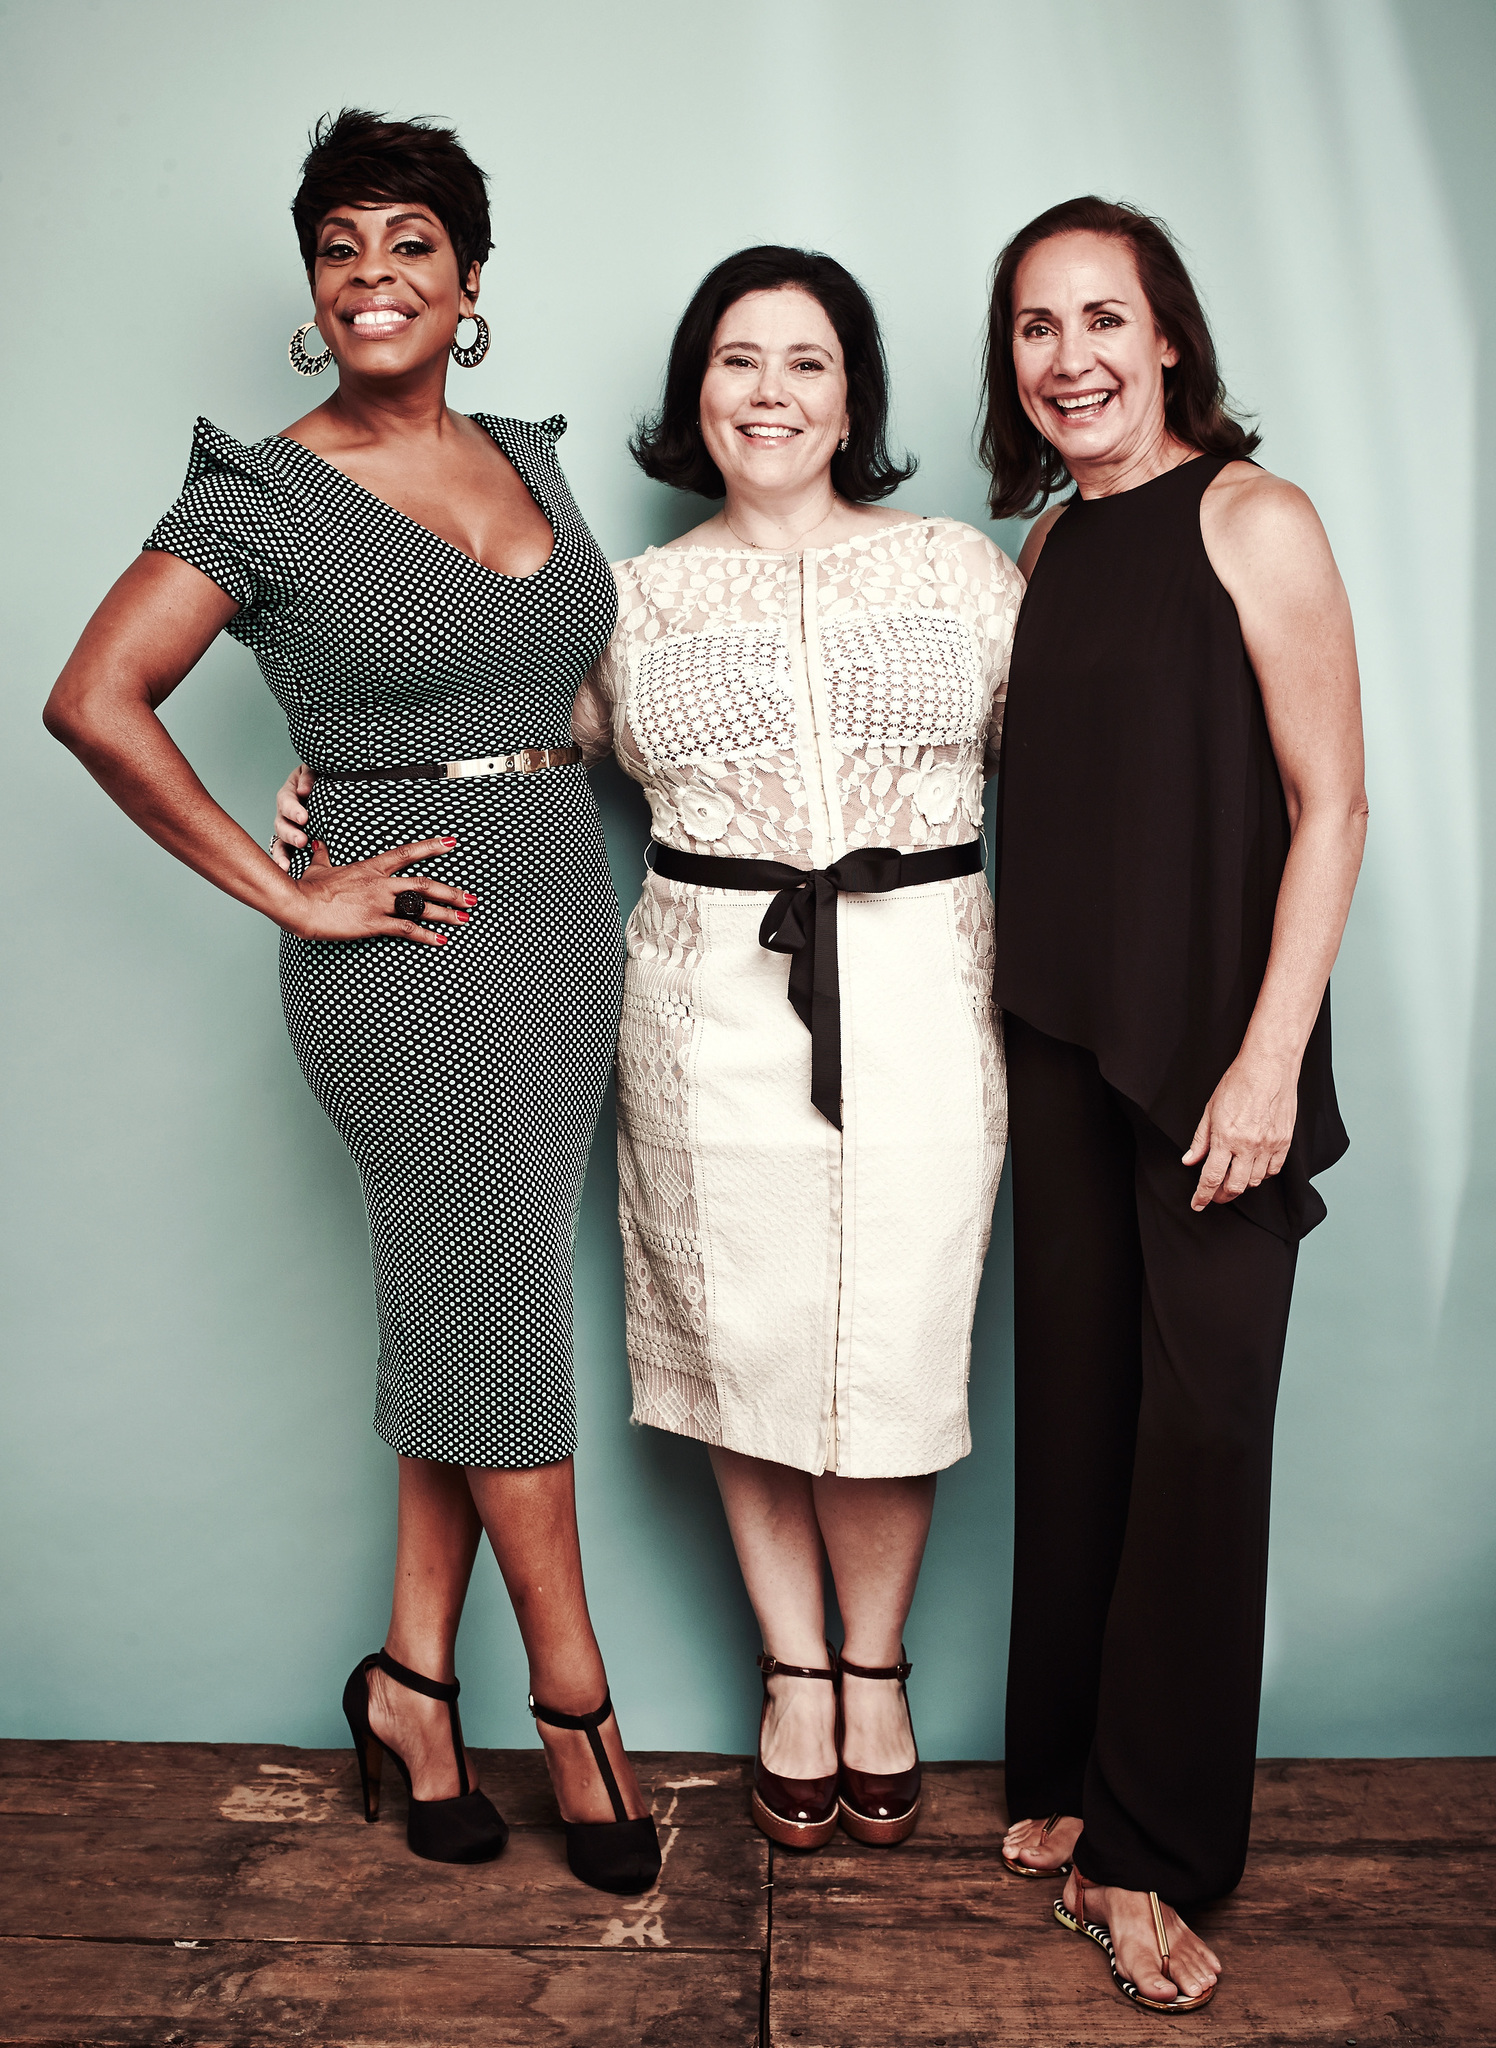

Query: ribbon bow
<box><xmin>759</xmin><ymin>847</ymin><xmax>910</xmax><ymax>1130</ymax></box>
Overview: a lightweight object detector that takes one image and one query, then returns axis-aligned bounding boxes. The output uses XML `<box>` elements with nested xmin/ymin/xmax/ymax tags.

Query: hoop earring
<box><xmin>451</xmin><ymin>313</ymin><xmax>490</xmax><ymax>369</ymax></box>
<box><xmin>289</xmin><ymin>322</ymin><xmax>332</xmax><ymax>377</ymax></box>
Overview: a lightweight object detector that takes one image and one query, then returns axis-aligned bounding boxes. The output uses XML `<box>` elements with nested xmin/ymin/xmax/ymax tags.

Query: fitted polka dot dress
<box><xmin>146</xmin><ymin>414</ymin><xmax>624</xmax><ymax>1469</ymax></box>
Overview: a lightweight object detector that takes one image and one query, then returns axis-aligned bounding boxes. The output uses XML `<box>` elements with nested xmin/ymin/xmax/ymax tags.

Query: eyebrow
<box><xmin>714</xmin><ymin>339</ymin><xmax>834</xmax><ymax>355</ymax></box>
<box><xmin>318</xmin><ymin>209</ymin><xmax>438</xmax><ymax>236</ymax></box>
<box><xmin>1016</xmin><ymin>296</ymin><xmax>1129</xmax><ymax>319</ymax></box>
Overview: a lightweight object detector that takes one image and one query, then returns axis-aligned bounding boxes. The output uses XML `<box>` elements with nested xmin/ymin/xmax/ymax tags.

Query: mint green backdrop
<box><xmin>2</xmin><ymin>0</ymin><xmax>1491</xmax><ymax>1759</ymax></box>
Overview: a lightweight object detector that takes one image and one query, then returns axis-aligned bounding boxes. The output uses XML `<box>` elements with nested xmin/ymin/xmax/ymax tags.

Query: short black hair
<box><xmin>630</xmin><ymin>245</ymin><xmax>915</xmax><ymax>503</ymax></box>
<box><xmin>291</xmin><ymin>109</ymin><xmax>493</xmax><ymax>284</ymax></box>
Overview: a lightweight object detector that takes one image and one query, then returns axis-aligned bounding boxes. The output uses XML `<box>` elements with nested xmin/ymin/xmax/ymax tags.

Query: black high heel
<box><xmin>528</xmin><ymin>1690</ymin><xmax>661</xmax><ymax>1896</ymax></box>
<box><xmin>342</xmin><ymin>1649</ymin><xmax>509</xmax><ymax>1864</ymax></box>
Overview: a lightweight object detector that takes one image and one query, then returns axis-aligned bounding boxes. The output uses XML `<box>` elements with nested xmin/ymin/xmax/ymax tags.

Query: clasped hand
<box><xmin>1183</xmin><ymin>1052</ymin><xmax>1299</xmax><ymax>1211</ymax></box>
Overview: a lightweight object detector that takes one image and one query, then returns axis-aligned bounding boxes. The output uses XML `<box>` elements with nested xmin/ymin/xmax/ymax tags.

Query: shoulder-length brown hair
<box><xmin>980</xmin><ymin>196</ymin><xmax>1259</xmax><ymax>520</ymax></box>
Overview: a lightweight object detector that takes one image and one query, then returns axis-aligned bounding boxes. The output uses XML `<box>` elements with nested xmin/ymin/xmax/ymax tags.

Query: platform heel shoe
<box><xmin>751</xmin><ymin>1651</ymin><xmax>841</xmax><ymax>1850</ymax></box>
<box><xmin>528</xmin><ymin>1691</ymin><xmax>661</xmax><ymax>1896</ymax></box>
<box><xmin>342</xmin><ymin>1649</ymin><xmax>509</xmax><ymax>1864</ymax></box>
<box><xmin>835</xmin><ymin>1645</ymin><xmax>922</xmax><ymax>1845</ymax></box>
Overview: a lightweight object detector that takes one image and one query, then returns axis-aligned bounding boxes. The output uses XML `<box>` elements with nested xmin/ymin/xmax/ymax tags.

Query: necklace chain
<box><xmin>722</xmin><ymin>497</ymin><xmax>841</xmax><ymax>553</ymax></box>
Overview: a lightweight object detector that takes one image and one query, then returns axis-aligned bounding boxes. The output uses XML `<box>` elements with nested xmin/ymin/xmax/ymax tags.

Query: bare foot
<box><xmin>839</xmin><ymin>1669</ymin><xmax>917</xmax><ymax>1775</ymax></box>
<box><xmin>1003</xmin><ymin>1811</ymin><xmax>1082</xmax><ymax>1873</ymax></box>
<box><xmin>537</xmin><ymin>1707</ymin><xmax>651</xmax><ymax>1824</ymax></box>
<box><xmin>1063</xmin><ymin>1867</ymin><xmax>1222</xmax><ymax>2006</ymax></box>
<box><xmin>366</xmin><ymin>1664</ymin><xmax>479</xmax><ymax>1802</ymax></box>
<box><xmin>759</xmin><ymin>1672</ymin><xmax>837</xmax><ymax>1780</ymax></box>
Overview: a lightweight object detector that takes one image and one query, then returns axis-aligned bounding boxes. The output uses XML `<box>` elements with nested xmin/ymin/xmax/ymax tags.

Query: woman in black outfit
<box><xmin>43</xmin><ymin>110</ymin><xmax>659</xmax><ymax>1896</ymax></box>
<box><xmin>983</xmin><ymin>198</ymin><xmax>1366</xmax><ymax>2009</ymax></box>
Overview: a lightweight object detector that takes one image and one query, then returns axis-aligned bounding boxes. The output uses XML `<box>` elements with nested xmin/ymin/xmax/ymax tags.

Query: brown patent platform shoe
<box><xmin>835</xmin><ymin>1645</ymin><xmax>922</xmax><ymax>1846</ymax></box>
<box><xmin>751</xmin><ymin>1651</ymin><xmax>840</xmax><ymax>1850</ymax></box>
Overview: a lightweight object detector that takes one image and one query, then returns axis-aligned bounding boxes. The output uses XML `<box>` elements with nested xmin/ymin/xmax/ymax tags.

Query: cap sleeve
<box><xmin>143</xmin><ymin>418</ymin><xmax>297</xmax><ymax>636</ymax></box>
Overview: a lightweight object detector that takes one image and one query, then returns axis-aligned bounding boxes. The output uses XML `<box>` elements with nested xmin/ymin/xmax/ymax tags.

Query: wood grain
<box><xmin>768</xmin><ymin>1761</ymin><xmax>1496</xmax><ymax>2046</ymax></box>
<box><xmin>0</xmin><ymin>1939</ymin><xmax>762</xmax><ymax>2047</ymax></box>
<box><xmin>5</xmin><ymin>1745</ymin><xmax>1493</xmax><ymax>2045</ymax></box>
<box><xmin>0</xmin><ymin>1813</ymin><xmax>766</xmax><ymax>1950</ymax></box>
<box><xmin>0</xmin><ymin>1743</ymin><xmax>754</xmax><ymax>1833</ymax></box>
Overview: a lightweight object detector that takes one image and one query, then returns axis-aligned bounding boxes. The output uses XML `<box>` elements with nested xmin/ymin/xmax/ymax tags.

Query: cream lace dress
<box><xmin>575</xmin><ymin>517</ymin><xmax>1024</xmax><ymax>1478</ymax></box>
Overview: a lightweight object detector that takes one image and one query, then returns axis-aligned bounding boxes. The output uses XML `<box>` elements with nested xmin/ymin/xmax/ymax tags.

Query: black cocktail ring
<box><xmin>394</xmin><ymin>890</ymin><xmax>426</xmax><ymax>921</ymax></box>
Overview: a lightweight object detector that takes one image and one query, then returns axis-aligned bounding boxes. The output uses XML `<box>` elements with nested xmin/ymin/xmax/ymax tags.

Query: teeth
<box><xmin>741</xmin><ymin>425</ymin><xmax>797</xmax><ymax>439</ymax></box>
<box><xmin>353</xmin><ymin>310</ymin><xmax>409</xmax><ymax>327</ymax></box>
<box><xmin>1054</xmin><ymin>392</ymin><xmax>1112</xmax><ymax>412</ymax></box>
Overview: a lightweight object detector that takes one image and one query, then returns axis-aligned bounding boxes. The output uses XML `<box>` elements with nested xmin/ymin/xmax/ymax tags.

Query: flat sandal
<box><xmin>1001</xmin><ymin>1809</ymin><xmax>1072</xmax><ymax>1879</ymax></box>
<box><xmin>1053</xmin><ymin>1875</ymin><xmax>1217</xmax><ymax>2014</ymax></box>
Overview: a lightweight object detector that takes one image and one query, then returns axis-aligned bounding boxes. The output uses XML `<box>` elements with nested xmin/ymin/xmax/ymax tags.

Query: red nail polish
<box><xmin>464</xmin><ymin>894</ymin><xmax>479</xmax><ymax>906</ymax></box>
<box><xmin>442</xmin><ymin>837</ymin><xmax>458</xmax><ymax>847</ymax></box>
<box><xmin>456</xmin><ymin>911</ymin><xmax>469</xmax><ymax>923</ymax></box>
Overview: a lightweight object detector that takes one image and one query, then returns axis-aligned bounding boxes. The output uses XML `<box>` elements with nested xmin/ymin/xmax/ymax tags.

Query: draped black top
<box><xmin>992</xmin><ymin>453</ymin><xmax>1347</xmax><ymax>1239</ymax></box>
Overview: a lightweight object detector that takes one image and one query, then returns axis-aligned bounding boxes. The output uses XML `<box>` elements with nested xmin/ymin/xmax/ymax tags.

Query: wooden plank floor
<box><xmin>0</xmin><ymin>1745</ymin><xmax>1491</xmax><ymax>2045</ymax></box>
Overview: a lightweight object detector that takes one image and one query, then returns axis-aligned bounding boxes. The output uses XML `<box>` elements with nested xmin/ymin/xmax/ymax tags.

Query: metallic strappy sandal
<box><xmin>1053</xmin><ymin>1874</ymin><xmax>1217</xmax><ymax>2013</ymax></box>
<box><xmin>1001</xmin><ymin>1809</ymin><xmax>1073</xmax><ymax>1878</ymax></box>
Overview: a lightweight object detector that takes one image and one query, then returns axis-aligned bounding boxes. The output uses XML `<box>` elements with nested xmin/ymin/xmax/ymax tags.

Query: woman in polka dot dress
<box><xmin>43</xmin><ymin>111</ymin><xmax>659</xmax><ymax>1895</ymax></box>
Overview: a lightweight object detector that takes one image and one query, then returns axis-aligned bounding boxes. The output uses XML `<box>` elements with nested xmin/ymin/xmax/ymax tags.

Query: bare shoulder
<box><xmin>1016</xmin><ymin>500</ymin><xmax>1068</xmax><ymax>581</ymax></box>
<box><xmin>1201</xmin><ymin>461</ymin><xmax>1329</xmax><ymax>576</ymax></box>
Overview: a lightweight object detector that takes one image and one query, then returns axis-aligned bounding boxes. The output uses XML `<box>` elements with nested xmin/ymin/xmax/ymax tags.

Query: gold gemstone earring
<box><xmin>451</xmin><ymin>313</ymin><xmax>491</xmax><ymax>369</ymax></box>
<box><xmin>289</xmin><ymin>321</ymin><xmax>332</xmax><ymax>376</ymax></box>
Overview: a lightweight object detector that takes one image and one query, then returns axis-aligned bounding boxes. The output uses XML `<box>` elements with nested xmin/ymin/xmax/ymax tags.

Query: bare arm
<box><xmin>1184</xmin><ymin>466</ymin><xmax>1369</xmax><ymax>1208</ymax></box>
<box><xmin>44</xmin><ymin>553</ymin><xmax>471</xmax><ymax>944</ymax></box>
<box><xmin>571</xmin><ymin>664</ymin><xmax>615</xmax><ymax>767</ymax></box>
<box><xmin>1016</xmin><ymin>501</ymin><xmax>1066</xmax><ymax>582</ymax></box>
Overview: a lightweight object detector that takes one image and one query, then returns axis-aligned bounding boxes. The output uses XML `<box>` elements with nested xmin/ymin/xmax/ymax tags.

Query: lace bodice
<box><xmin>576</xmin><ymin>517</ymin><xmax>1024</xmax><ymax>862</ymax></box>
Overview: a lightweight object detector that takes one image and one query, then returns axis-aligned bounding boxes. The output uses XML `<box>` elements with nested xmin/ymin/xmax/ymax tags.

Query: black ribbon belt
<box><xmin>649</xmin><ymin>838</ymin><xmax>984</xmax><ymax>1129</ymax></box>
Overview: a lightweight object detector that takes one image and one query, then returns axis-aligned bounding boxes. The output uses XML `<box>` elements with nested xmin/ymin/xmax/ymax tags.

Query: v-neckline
<box><xmin>269</xmin><ymin>414</ymin><xmax>558</xmax><ymax>584</ymax></box>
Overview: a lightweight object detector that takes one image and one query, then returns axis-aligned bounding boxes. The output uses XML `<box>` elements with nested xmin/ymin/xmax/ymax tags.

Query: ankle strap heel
<box><xmin>341</xmin><ymin>1650</ymin><xmax>508</xmax><ymax>1865</ymax></box>
<box><xmin>834</xmin><ymin>1643</ymin><xmax>923</xmax><ymax>1847</ymax></box>
<box><xmin>751</xmin><ymin>1648</ymin><xmax>840</xmax><ymax>1851</ymax></box>
<box><xmin>529</xmin><ymin>1691</ymin><xmax>661</xmax><ymax>1896</ymax></box>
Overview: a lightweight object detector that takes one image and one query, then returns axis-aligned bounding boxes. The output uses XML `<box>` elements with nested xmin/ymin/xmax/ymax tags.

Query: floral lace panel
<box><xmin>645</xmin><ymin>752</ymin><xmax>818</xmax><ymax>861</ymax></box>
<box><xmin>629</xmin><ymin>627</ymin><xmax>798</xmax><ymax>766</ymax></box>
<box><xmin>616</xmin><ymin>879</ymin><xmax>723</xmax><ymax>1442</ymax></box>
<box><xmin>822</xmin><ymin>611</ymin><xmax>981</xmax><ymax>749</ymax></box>
<box><xmin>833</xmin><ymin>744</ymin><xmax>985</xmax><ymax>850</ymax></box>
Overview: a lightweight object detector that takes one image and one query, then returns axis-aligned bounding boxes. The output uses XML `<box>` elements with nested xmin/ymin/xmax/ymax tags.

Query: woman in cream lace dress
<box><xmin>575</xmin><ymin>246</ymin><xmax>1023</xmax><ymax>1850</ymax></box>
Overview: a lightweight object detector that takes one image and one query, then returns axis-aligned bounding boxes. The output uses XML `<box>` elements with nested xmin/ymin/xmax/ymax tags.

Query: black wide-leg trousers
<box><xmin>1002</xmin><ymin>1014</ymin><xmax>1299</xmax><ymax>1908</ymax></box>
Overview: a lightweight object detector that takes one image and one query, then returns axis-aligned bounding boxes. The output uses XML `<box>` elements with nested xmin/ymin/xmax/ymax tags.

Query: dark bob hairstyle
<box><xmin>631</xmin><ymin>246</ymin><xmax>915</xmax><ymax>503</ymax></box>
<box><xmin>291</xmin><ymin>109</ymin><xmax>493</xmax><ymax>285</ymax></box>
<box><xmin>980</xmin><ymin>195</ymin><xmax>1259</xmax><ymax>520</ymax></box>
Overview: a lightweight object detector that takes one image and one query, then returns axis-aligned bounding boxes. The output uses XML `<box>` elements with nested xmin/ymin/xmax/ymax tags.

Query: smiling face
<box><xmin>308</xmin><ymin>202</ymin><xmax>479</xmax><ymax>381</ymax></box>
<box><xmin>698</xmin><ymin>286</ymin><xmax>851</xmax><ymax>506</ymax></box>
<box><xmin>1011</xmin><ymin>230</ymin><xmax>1180</xmax><ymax>487</ymax></box>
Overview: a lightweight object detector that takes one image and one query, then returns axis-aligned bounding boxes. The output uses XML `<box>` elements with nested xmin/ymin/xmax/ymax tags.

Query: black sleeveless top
<box><xmin>993</xmin><ymin>453</ymin><xmax>1347</xmax><ymax>1239</ymax></box>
